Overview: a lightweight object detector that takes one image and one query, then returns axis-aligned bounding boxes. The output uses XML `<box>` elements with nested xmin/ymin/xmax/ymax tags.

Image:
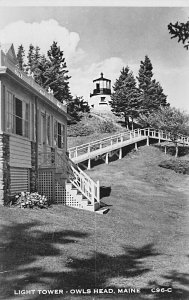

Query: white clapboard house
<box><xmin>0</xmin><ymin>43</ymin><xmax>100</xmax><ymax>211</ymax></box>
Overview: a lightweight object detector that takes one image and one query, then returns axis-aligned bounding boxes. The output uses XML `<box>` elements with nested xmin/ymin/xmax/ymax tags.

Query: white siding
<box><xmin>10</xmin><ymin>135</ymin><xmax>31</xmax><ymax>168</ymax></box>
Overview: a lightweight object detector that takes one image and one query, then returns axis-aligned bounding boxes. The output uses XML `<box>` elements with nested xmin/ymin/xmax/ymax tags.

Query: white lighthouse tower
<box><xmin>88</xmin><ymin>73</ymin><xmax>112</xmax><ymax>112</ymax></box>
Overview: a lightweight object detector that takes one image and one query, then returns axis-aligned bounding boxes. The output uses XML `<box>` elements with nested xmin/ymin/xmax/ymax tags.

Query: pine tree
<box><xmin>27</xmin><ymin>44</ymin><xmax>35</xmax><ymax>71</ymax></box>
<box><xmin>43</xmin><ymin>41</ymin><xmax>72</xmax><ymax>103</ymax></box>
<box><xmin>17</xmin><ymin>44</ymin><xmax>25</xmax><ymax>70</ymax></box>
<box><xmin>113</xmin><ymin>67</ymin><xmax>130</xmax><ymax>91</ymax></box>
<box><xmin>110</xmin><ymin>66</ymin><xmax>141</xmax><ymax>129</ymax></box>
<box><xmin>138</xmin><ymin>56</ymin><xmax>153</xmax><ymax>91</ymax></box>
<box><xmin>137</xmin><ymin>55</ymin><xmax>167</xmax><ymax>115</ymax></box>
<box><xmin>168</xmin><ymin>20</ymin><xmax>189</xmax><ymax>50</ymax></box>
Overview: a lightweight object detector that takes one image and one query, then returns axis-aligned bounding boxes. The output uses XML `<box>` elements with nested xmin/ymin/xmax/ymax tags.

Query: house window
<box><xmin>54</xmin><ymin>120</ymin><xmax>65</xmax><ymax>149</ymax></box>
<box><xmin>7</xmin><ymin>92</ymin><xmax>29</xmax><ymax>138</ymax></box>
<box><xmin>96</xmin><ymin>83</ymin><xmax>100</xmax><ymax>90</ymax></box>
<box><xmin>7</xmin><ymin>91</ymin><xmax>14</xmax><ymax>134</ymax></box>
<box><xmin>101</xmin><ymin>97</ymin><xmax>106</xmax><ymax>102</ymax></box>
<box><xmin>47</xmin><ymin>115</ymin><xmax>51</xmax><ymax>145</ymax></box>
<box><xmin>31</xmin><ymin>103</ymin><xmax>36</xmax><ymax>141</ymax></box>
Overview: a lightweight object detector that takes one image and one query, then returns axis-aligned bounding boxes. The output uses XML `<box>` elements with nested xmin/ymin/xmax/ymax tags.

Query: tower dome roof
<box><xmin>93</xmin><ymin>73</ymin><xmax>111</xmax><ymax>82</ymax></box>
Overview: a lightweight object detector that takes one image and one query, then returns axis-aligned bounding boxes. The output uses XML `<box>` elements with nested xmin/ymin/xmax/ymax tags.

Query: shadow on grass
<box><xmin>142</xmin><ymin>270</ymin><xmax>189</xmax><ymax>299</ymax></box>
<box><xmin>0</xmin><ymin>222</ymin><xmax>188</xmax><ymax>299</ymax></box>
<box><xmin>0</xmin><ymin>221</ymin><xmax>158</xmax><ymax>300</ymax></box>
<box><xmin>100</xmin><ymin>186</ymin><xmax>111</xmax><ymax>199</ymax></box>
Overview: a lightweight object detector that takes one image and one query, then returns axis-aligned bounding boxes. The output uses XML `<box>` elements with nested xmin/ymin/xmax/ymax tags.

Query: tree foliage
<box><xmin>42</xmin><ymin>41</ymin><xmax>72</xmax><ymax>103</ymax></box>
<box><xmin>67</xmin><ymin>96</ymin><xmax>90</xmax><ymax>122</ymax></box>
<box><xmin>137</xmin><ymin>55</ymin><xmax>168</xmax><ymax>115</ymax></box>
<box><xmin>16</xmin><ymin>42</ymin><xmax>90</xmax><ymax>121</ymax></box>
<box><xmin>145</xmin><ymin>106</ymin><xmax>189</xmax><ymax>157</ymax></box>
<box><xmin>168</xmin><ymin>20</ymin><xmax>189</xmax><ymax>50</ymax></box>
<box><xmin>110</xmin><ymin>67</ymin><xmax>141</xmax><ymax>129</ymax></box>
<box><xmin>16</xmin><ymin>44</ymin><xmax>25</xmax><ymax>70</ymax></box>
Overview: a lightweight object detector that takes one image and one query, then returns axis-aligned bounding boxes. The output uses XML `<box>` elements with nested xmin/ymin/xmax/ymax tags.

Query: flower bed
<box><xmin>9</xmin><ymin>192</ymin><xmax>49</xmax><ymax>209</ymax></box>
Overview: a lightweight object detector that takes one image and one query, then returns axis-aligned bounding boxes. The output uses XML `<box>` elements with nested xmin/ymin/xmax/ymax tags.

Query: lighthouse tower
<box><xmin>88</xmin><ymin>73</ymin><xmax>112</xmax><ymax>112</ymax></box>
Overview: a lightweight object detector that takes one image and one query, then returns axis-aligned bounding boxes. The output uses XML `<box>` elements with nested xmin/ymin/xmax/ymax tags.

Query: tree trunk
<box><xmin>175</xmin><ymin>143</ymin><xmax>178</xmax><ymax>158</ymax></box>
<box><xmin>124</xmin><ymin>115</ymin><xmax>129</xmax><ymax>129</ymax></box>
<box><xmin>131</xmin><ymin>118</ymin><xmax>134</xmax><ymax>131</ymax></box>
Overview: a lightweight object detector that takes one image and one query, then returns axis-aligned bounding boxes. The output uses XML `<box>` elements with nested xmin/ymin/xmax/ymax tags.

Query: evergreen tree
<box><xmin>137</xmin><ymin>55</ymin><xmax>168</xmax><ymax>115</ymax></box>
<box><xmin>43</xmin><ymin>41</ymin><xmax>72</xmax><ymax>103</ymax></box>
<box><xmin>17</xmin><ymin>44</ymin><xmax>25</xmax><ymax>70</ymax></box>
<box><xmin>110</xmin><ymin>66</ymin><xmax>141</xmax><ymax>129</ymax></box>
<box><xmin>168</xmin><ymin>20</ymin><xmax>189</xmax><ymax>50</ymax></box>
<box><xmin>67</xmin><ymin>96</ymin><xmax>90</xmax><ymax>122</ymax></box>
<box><xmin>27</xmin><ymin>44</ymin><xmax>35</xmax><ymax>71</ymax></box>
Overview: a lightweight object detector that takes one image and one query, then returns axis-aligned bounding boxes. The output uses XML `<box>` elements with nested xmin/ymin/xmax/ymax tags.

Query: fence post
<box><xmin>75</xmin><ymin>147</ymin><xmax>78</xmax><ymax>158</ymax></box>
<box><xmin>96</xmin><ymin>180</ymin><xmax>100</xmax><ymax>202</ymax></box>
<box><xmin>87</xmin><ymin>158</ymin><xmax>91</xmax><ymax>170</ymax></box>
<box><xmin>105</xmin><ymin>152</ymin><xmax>109</xmax><ymax>164</ymax></box>
<box><xmin>119</xmin><ymin>147</ymin><xmax>122</xmax><ymax>159</ymax></box>
<box><xmin>158</xmin><ymin>132</ymin><xmax>161</xmax><ymax>143</ymax></box>
<box><xmin>135</xmin><ymin>142</ymin><xmax>138</xmax><ymax>150</ymax></box>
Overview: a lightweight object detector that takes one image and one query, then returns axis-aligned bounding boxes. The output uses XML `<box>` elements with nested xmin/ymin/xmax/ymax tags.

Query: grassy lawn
<box><xmin>0</xmin><ymin>145</ymin><xmax>189</xmax><ymax>300</ymax></box>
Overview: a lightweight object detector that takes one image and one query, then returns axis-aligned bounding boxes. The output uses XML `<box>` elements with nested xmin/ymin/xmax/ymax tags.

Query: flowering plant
<box><xmin>11</xmin><ymin>192</ymin><xmax>49</xmax><ymax>209</ymax></box>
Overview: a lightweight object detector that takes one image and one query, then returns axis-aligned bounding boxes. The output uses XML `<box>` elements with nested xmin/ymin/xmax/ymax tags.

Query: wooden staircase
<box><xmin>39</xmin><ymin>128</ymin><xmax>189</xmax><ymax>213</ymax></box>
<box><xmin>38</xmin><ymin>151</ymin><xmax>101</xmax><ymax>212</ymax></box>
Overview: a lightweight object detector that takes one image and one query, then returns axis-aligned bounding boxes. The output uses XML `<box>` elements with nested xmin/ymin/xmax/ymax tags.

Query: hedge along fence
<box><xmin>159</xmin><ymin>159</ymin><xmax>189</xmax><ymax>174</ymax></box>
<box><xmin>154</xmin><ymin>143</ymin><xmax>189</xmax><ymax>157</ymax></box>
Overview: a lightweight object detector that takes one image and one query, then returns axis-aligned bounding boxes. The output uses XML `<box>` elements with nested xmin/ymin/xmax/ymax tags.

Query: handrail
<box><xmin>57</xmin><ymin>153</ymin><xmax>100</xmax><ymax>206</ymax></box>
<box><xmin>68</xmin><ymin>127</ymin><xmax>189</xmax><ymax>159</ymax></box>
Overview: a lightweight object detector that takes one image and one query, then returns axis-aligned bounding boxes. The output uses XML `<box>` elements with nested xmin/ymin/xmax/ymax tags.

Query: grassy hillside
<box><xmin>67</xmin><ymin>113</ymin><xmax>124</xmax><ymax>149</ymax></box>
<box><xmin>1</xmin><ymin>145</ymin><xmax>189</xmax><ymax>300</ymax></box>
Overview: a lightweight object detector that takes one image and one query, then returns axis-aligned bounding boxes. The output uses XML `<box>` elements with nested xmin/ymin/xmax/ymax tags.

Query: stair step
<box><xmin>95</xmin><ymin>207</ymin><xmax>110</xmax><ymax>214</ymax></box>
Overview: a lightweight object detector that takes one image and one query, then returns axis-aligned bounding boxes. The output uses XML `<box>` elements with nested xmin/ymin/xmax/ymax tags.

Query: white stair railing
<box><xmin>56</xmin><ymin>153</ymin><xmax>100</xmax><ymax>208</ymax></box>
<box><xmin>69</xmin><ymin>159</ymin><xmax>100</xmax><ymax>206</ymax></box>
<box><xmin>38</xmin><ymin>151</ymin><xmax>100</xmax><ymax>208</ymax></box>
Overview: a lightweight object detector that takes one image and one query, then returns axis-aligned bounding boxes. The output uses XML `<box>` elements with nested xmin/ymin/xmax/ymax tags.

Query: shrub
<box><xmin>159</xmin><ymin>159</ymin><xmax>189</xmax><ymax>174</ymax></box>
<box><xmin>97</xmin><ymin>120</ymin><xmax>117</xmax><ymax>133</ymax></box>
<box><xmin>67</xmin><ymin>123</ymin><xmax>94</xmax><ymax>137</ymax></box>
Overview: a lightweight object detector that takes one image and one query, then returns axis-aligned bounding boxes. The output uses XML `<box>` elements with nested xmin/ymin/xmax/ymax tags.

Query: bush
<box><xmin>8</xmin><ymin>192</ymin><xmax>49</xmax><ymax>209</ymax></box>
<box><xmin>97</xmin><ymin>120</ymin><xmax>117</xmax><ymax>133</ymax></box>
<box><xmin>159</xmin><ymin>159</ymin><xmax>189</xmax><ymax>174</ymax></box>
<box><xmin>67</xmin><ymin>122</ymin><xmax>94</xmax><ymax>137</ymax></box>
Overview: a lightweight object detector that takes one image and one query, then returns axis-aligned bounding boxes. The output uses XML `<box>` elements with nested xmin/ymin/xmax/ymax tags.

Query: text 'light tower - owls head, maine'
<box><xmin>88</xmin><ymin>72</ymin><xmax>112</xmax><ymax>112</ymax></box>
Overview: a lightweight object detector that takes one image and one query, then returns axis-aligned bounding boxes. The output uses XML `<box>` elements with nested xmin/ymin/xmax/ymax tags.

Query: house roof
<box><xmin>0</xmin><ymin>43</ymin><xmax>17</xmax><ymax>63</ymax></box>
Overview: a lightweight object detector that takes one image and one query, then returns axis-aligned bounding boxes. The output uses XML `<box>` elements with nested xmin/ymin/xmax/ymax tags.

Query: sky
<box><xmin>0</xmin><ymin>2</ymin><xmax>189</xmax><ymax>111</ymax></box>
